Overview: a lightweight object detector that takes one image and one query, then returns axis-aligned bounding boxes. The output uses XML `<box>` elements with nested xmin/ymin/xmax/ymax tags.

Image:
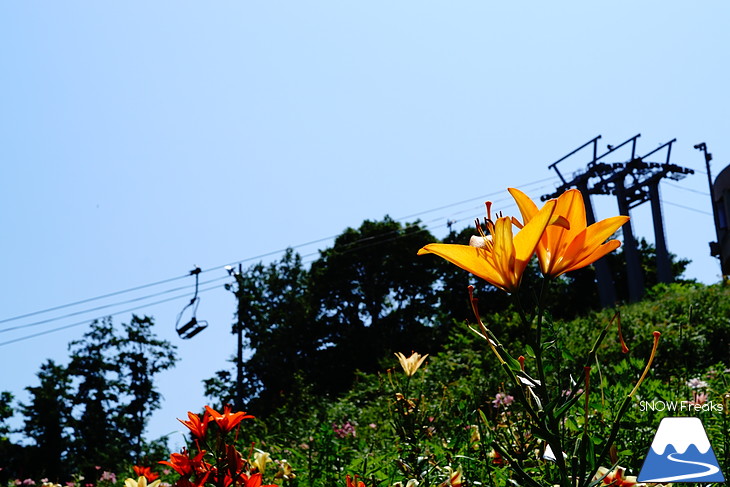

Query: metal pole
<box><xmin>615</xmin><ymin>179</ymin><xmax>645</xmax><ymax>302</ymax></box>
<box><xmin>577</xmin><ymin>182</ymin><xmax>616</xmax><ymax>306</ymax></box>
<box><xmin>548</xmin><ymin>135</ymin><xmax>602</xmax><ymax>184</ymax></box>
<box><xmin>694</xmin><ymin>143</ymin><xmax>722</xmax><ymax>258</ymax></box>
<box><xmin>648</xmin><ymin>182</ymin><xmax>672</xmax><ymax>283</ymax></box>
<box><xmin>235</xmin><ymin>264</ymin><xmax>244</xmax><ymax>411</ymax></box>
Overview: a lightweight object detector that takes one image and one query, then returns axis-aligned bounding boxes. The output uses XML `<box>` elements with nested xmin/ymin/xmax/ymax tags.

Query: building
<box><xmin>712</xmin><ymin>163</ymin><xmax>730</xmax><ymax>276</ymax></box>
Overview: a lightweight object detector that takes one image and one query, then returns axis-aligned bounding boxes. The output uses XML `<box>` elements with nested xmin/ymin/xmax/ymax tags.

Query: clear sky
<box><xmin>2</xmin><ymin>2</ymin><xmax>728</xmax><ymax>450</ymax></box>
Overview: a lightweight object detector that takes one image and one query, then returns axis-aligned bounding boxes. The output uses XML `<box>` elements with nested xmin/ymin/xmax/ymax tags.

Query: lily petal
<box><xmin>563</xmin><ymin>239</ymin><xmax>622</xmax><ymax>274</ymax></box>
<box><xmin>509</xmin><ymin>188</ymin><xmax>628</xmax><ymax>278</ymax></box>
<box><xmin>419</xmin><ymin>196</ymin><xmax>555</xmax><ymax>292</ymax></box>
<box><xmin>418</xmin><ymin>243</ymin><xmax>509</xmax><ymax>291</ymax></box>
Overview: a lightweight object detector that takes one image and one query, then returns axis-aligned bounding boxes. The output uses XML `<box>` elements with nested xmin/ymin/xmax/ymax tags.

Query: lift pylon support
<box><xmin>543</xmin><ymin>135</ymin><xmax>693</xmax><ymax>304</ymax></box>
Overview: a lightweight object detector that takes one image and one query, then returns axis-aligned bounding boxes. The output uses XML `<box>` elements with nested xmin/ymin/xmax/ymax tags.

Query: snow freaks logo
<box><xmin>637</xmin><ymin>417</ymin><xmax>725</xmax><ymax>483</ymax></box>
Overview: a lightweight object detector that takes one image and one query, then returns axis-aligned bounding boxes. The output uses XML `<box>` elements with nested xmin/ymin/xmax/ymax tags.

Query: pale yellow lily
<box><xmin>509</xmin><ymin>188</ymin><xmax>629</xmax><ymax>278</ymax></box>
<box><xmin>124</xmin><ymin>478</ymin><xmax>161</xmax><ymax>487</ymax></box>
<box><xmin>418</xmin><ymin>199</ymin><xmax>557</xmax><ymax>293</ymax></box>
<box><xmin>394</xmin><ymin>351</ymin><xmax>428</xmax><ymax>376</ymax></box>
<box><xmin>253</xmin><ymin>450</ymin><xmax>273</xmax><ymax>474</ymax></box>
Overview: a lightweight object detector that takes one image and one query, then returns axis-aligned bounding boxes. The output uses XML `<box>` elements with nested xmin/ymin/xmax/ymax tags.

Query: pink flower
<box><xmin>687</xmin><ymin>378</ymin><xmax>708</xmax><ymax>389</ymax></box>
<box><xmin>492</xmin><ymin>392</ymin><xmax>514</xmax><ymax>408</ymax></box>
<box><xmin>690</xmin><ymin>392</ymin><xmax>708</xmax><ymax>405</ymax></box>
<box><xmin>100</xmin><ymin>472</ymin><xmax>116</xmax><ymax>483</ymax></box>
<box><xmin>562</xmin><ymin>388</ymin><xmax>583</xmax><ymax>397</ymax></box>
<box><xmin>333</xmin><ymin>421</ymin><xmax>357</xmax><ymax>438</ymax></box>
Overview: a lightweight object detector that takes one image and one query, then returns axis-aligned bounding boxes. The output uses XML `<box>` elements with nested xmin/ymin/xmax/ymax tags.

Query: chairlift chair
<box><xmin>175</xmin><ymin>267</ymin><xmax>209</xmax><ymax>339</ymax></box>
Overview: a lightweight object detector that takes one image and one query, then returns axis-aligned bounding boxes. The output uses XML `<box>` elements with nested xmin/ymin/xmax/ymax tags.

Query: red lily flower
<box><xmin>204</xmin><ymin>404</ymin><xmax>254</xmax><ymax>433</ymax></box>
<box><xmin>221</xmin><ymin>444</ymin><xmax>245</xmax><ymax>487</ymax></box>
<box><xmin>243</xmin><ymin>473</ymin><xmax>262</xmax><ymax>487</ymax></box>
<box><xmin>178</xmin><ymin>410</ymin><xmax>211</xmax><ymax>439</ymax></box>
<box><xmin>159</xmin><ymin>452</ymin><xmax>192</xmax><ymax>476</ymax></box>
<box><xmin>133</xmin><ymin>466</ymin><xmax>159</xmax><ymax>482</ymax></box>
<box><xmin>239</xmin><ymin>473</ymin><xmax>277</xmax><ymax>487</ymax></box>
<box><xmin>175</xmin><ymin>472</ymin><xmax>210</xmax><ymax>487</ymax></box>
<box><xmin>159</xmin><ymin>450</ymin><xmax>210</xmax><ymax>479</ymax></box>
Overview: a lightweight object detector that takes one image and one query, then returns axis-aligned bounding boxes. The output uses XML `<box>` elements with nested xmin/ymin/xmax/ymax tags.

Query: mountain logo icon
<box><xmin>638</xmin><ymin>417</ymin><xmax>725</xmax><ymax>483</ymax></box>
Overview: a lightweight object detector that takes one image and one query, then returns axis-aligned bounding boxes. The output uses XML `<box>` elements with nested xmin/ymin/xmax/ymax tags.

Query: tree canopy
<box><xmin>3</xmin><ymin>315</ymin><xmax>177</xmax><ymax>482</ymax></box>
<box><xmin>207</xmin><ymin>217</ymin><xmax>691</xmax><ymax>415</ymax></box>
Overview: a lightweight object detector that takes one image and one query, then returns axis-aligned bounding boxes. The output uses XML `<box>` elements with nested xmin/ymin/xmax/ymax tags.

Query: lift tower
<box><xmin>543</xmin><ymin>134</ymin><xmax>693</xmax><ymax>304</ymax></box>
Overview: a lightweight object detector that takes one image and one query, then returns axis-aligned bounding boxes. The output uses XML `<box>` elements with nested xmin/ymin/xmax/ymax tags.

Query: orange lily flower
<box><xmin>159</xmin><ymin>449</ymin><xmax>209</xmax><ymax>477</ymax></box>
<box><xmin>438</xmin><ymin>466</ymin><xmax>464</xmax><ymax>487</ymax></box>
<box><xmin>178</xmin><ymin>410</ymin><xmax>211</xmax><ymax>439</ymax></box>
<box><xmin>509</xmin><ymin>188</ymin><xmax>629</xmax><ymax>278</ymax></box>
<box><xmin>418</xmin><ymin>198</ymin><xmax>557</xmax><ymax>293</ymax></box>
<box><xmin>593</xmin><ymin>466</ymin><xmax>640</xmax><ymax>486</ymax></box>
<box><xmin>346</xmin><ymin>475</ymin><xmax>366</xmax><ymax>487</ymax></box>
<box><xmin>204</xmin><ymin>404</ymin><xmax>255</xmax><ymax>433</ymax></box>
<box><xmin>159</xmin><ymin>452</ymin><xmax>193</xmax><ymax>476</ymax></box>
<box><xmin>241</xmin><ymin>472</ymin><xmax>277</xmax><ymax>487</ymax></box>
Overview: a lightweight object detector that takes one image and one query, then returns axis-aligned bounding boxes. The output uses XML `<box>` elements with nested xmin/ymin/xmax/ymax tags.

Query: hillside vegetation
<box><xmin>223</xmin><ymin>281</ymin><xmax>730</xmax><ymax>486</ymax></box>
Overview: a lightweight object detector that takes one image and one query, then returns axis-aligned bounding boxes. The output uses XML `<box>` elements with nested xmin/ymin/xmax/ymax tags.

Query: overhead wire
<box><xmin>661</xmin><ymin>200</ymin><xmax>713</xmax><ymax>216</ymax></box>
<box><xmin>0</xmin><ymin>275</ymin><xmax>231</xmax><ymax>335</ymax></box>
<box><xmin>664</xmin><ymin>182</ymin><xmax>710</xmax><ymax>196</ymax></box>
<box><xmin>8</xmin><ymin>172</ymin><xmax>714</xmax><ymax>346</ymax></box>
<box><xmin>0</xmin><ymin>283</ymin><xmax>225</xmax><ymax>348</ymax></box>
<box><xmin>1</xmin><ymin>154</ymin><xmax>714</xmax><ymax>342</ymax></box>
<box><xmin>394</xmin><ymin>175</ymin><xmax>557</xmax><ymax>221</ymax></box>
<box><xmin>297</xmin><ymin>193</ymin><xmax>536</xmax><ymax>266</ymax></box>
<box><xmin>1</xmin><ymin>154</ymin><xmax>718</xmax><ymax>346</ymax></box>
<box><xmin>299</xmin><ymin>217</ymin><xmax>466</xmax><ymax>266</ymax></box>
<box><xmin>0</xmin><ymin>273</ymin><xmax>191</xmax><ymax>325</ymax></box>
<box><xmin>0</xmin><ymin>176</ymin><xmax>561</xmax><ymax>345</ymax></box>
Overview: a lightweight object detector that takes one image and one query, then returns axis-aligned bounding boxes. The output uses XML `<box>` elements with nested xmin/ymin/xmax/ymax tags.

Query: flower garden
<box><xmin>3</xmin><ymin>188</ymin><xmax>729</xmax><ymax>487</ymax></box>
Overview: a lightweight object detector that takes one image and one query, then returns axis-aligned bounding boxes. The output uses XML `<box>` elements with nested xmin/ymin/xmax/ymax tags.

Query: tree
<box><xmin>67</xmin><ymin>318</ymin><xmax>123</xmax><ymax>477</ymax></box>
<box><xmin>0</xmin><ymin>391</ymin><xmax>13</xmax><ymax>440</ymax></box>
<box><xmin>218</xmin><ymin>249</ymin><xmax>319</xmax><ymax>412</ymax></box>
<box><xmin>20</xmin><ymin>361</ymin><xmax>72</xmax><ymax>481</ymax></box>
<box><xmin>206</xmin><ymin>218</ymin><xmax>445</xmax><ymax>412</ymax></box>
<box><xmin>607</xmin><ymin>237</ymin><xmax>692</xmax><ymax>301</ymax></box>
<box><xmin>206</xmin><ymin>215</ymin><xmax>695</xmax><ymax>419</ymax></box>
<box><xmin>114</xmin><ymin>315</ymin><xmax>178</xmax><ymax>462</ymax></box>
<box><xmin>0</xmin><ymin>391</ymin><xmax>27</xmax><ymax>485</ymax></box>
<box><xmin>67</xmin><ymin>315</ymin><xmax>177</xmax><ymax>477</ymax></box>
<box><xmin>308</xmin><ymin>217</ymin><xmax>442</xmax><ymax>392</ymax></box>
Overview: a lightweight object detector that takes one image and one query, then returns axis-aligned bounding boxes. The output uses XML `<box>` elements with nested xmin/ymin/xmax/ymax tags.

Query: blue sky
<box><xmin>2</xmin><ymin>2</ymin><xmax>729</xmax><ymax>449</ymax></box>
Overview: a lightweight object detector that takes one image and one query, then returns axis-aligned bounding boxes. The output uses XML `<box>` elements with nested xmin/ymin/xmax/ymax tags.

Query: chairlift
<box><xmin>176</xmin><ymin>267</ymin><xmax>209</xmax><ymax>339</ymax></box>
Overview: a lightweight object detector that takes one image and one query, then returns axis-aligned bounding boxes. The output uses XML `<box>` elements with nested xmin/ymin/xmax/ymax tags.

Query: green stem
<box><xmin>580</xmin><ymin>395</ymin><xmax>633</xmax><ymax>487</ymax></box>
<box><xmin>515</xmin><ymin>278</ymin><xmax>571</xmax><ymax>487</ymax></box>
<box><xmin>492</xmin><ymin>441</ymin><xmax>544</xmax><ymax>487</ymax></box>
<box><xmin>534</xmin><ymin>278</ymin><xmax>550</xmax><ymax>405</ymax></box>
<box><xmin>536</xmin><ymin>279</ymin><xmax>571</xmax><ymax>486</ymax></box>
